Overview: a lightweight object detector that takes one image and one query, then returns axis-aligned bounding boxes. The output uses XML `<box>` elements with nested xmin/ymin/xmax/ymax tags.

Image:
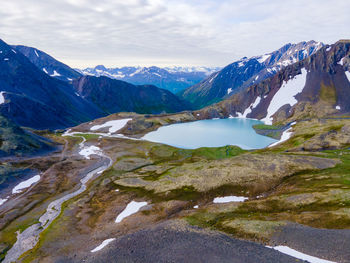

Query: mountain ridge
<box><xmin>180</xmin><ymin>41</ymin><xmax>324</xmax><ymax>109</ymax></box>
<box><xmin>78</xmin><ymin>65</ymin><xmax>221</xmax><ymax>94</ymax></box>
<box><xmin>195</xmin><ymin>40</ymin><xmax>350</xmax><ymax>124</ymax></box>
<box><xmin>12</xmin><ymin>45</ymin><xmax>82</xmax><ymax>82</ymax></box>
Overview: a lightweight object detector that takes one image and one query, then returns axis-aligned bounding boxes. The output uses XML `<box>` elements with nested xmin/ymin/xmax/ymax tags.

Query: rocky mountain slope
<box><xmin>180</xmin><ymin>41</ymin><xmax>324</xmax><ymax>109</ymax></box>
<box><xmin>0</xmin><ymin>115</ymin><xmax>55</xmax><ymax>158</ymax></box>
<box><xmin>197</xmin><ymin>40</ymin><xmax>350</xmax><ymax>124</ymax></box>
<box><xmin>0</xmin><ymin>39</ymin><xmax>191</xmax><ymax>131</ymax></box>
<box><xmin>79</xmin><ymin>65</ymin><xmax>220</xmax><ymax>94</ymax></box>
<box><xmin>0</xmin><ymin>39</ymin><xmax>104</xmax><ymax>130</ymax></box>
<box><xmin>73</xmin><ymin>76</ymin><xmax>191</xmax><ymax>114</ymax></box>
<box><xmin>12</xmin><ymin>45</ymin><xmax>82</xmax><ymax>82</ymax></box>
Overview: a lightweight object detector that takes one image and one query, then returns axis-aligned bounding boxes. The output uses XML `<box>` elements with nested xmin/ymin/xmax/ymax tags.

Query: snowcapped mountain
<box><xmin>12</xmin><ymin>45</ymin><xmax>82</xmax><ymax>82</ymax></box>
<box><xmin>0</xmin><ymin>39</ymin><xmax>103</xmax><ymax>129</ymax></box>
<box><xmin>180</xmin><ymin>41</ymin><xmax>324</xmax><ymax>109</ymax></box>
<box><xmin>0</xmin><ymin>39</ymin><xmax>191</xmax><ymax>130</ymax></box>
<box><xmin>78</xmin><ymin>66</ymin><xmax>221</xmax><ymax>94</ymax></box>
<box><xmin>196</xmin><ymin>40</ymin><xmax>350</xmax><ymax>124</ymax></box>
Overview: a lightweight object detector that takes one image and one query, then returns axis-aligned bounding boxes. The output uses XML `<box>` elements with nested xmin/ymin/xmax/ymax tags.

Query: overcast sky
<box><xmin>0</xmin><ymin>0</ymin><xmax>349</xmax><ymax>68</ymax></box>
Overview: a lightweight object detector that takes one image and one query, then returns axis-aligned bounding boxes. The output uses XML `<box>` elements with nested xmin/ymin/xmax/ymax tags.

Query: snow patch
<box><xmin>338</xmin><ymin>57</ymin><xmax>345</xmax><ymax>66</ymax></box>
<box><xmin>115</xmin><ymin>201</ymin><xmax>148</xmax><ymax>223</ymax></box>
<box><xmin>236</xmin><ymin>96</ymin><xmax>261</xmax><ymax>118</ymax></box>
<box><xmin>34</xmin><ymin>50</ymin><xmax>39</xmax><ymax>57</ymax></box>
<box><xmin>0</xmin><ymin>92</ymin><xmax>5</xmax><ymax>104</ymax></box>
<box><xmin>90</xmin><ymin>118</ymin><xmax>132</xmax><ymax>134</ymax></box>
<box><xmin>336</xmin><ymin>105</ymin><xmax>341</xmax><ymax>110</ymax></box>
<box><xmin>209</xmin><ymin>72</ymin><xmax>218</xmax><ymax>83</ymax></box>
<box><xmin>79</xmin><ymin>146</ymin><xmax>102</xmax><ymax>159</ymax></box>
<box><xmin>238</xmin><ymin>61</ymin><xmax>245</xmax><ymax>67</ymax></box>
<box><xmin>43</xmin><ymin>68</ymin><xmax>48</xmax><ymax>74</ymax></box>
<box><xmin>345</xmin><ymin>71</ymin><xmax>350</xmax><ymax>83</ymax></box>
<box><xmin>227</xmin><ymin>88</ymin><xmax>233</xmax><ymax>95</ymax></box>
<box><xmin>213</xmin><ymin>196</ymin><xmax>248</xmax><ymax>203</ymax></box>
<box><xmin>269</xmin><ymin>246</ymin><xmax>336</xmax><ymax>263</ymax></box>
<box><xmin>0</xmin><ymin>198</ymin><xmax>8</xmax><ymax>206</ymax></box>
<box><xmin>193</xmin><ymin>205</ymin><xmax>199</xmax><ymax>209</ymax></box>
<box><xmin>258</xmin><ymin>54</ymin><xmax>270</xmax><ymax>63</ymax></box>
<box><xmin>262</xmin><ymin>68</ymin><xmax>307</xmax><ymax>124</ymax></box>
<box><xmin>326</xmin><ymin>46</ymin><xmax>331</xmax><ymax>52</ymax></box>
<box><xmin>12</xmin><ymin>49</ymin><xmax>16</xmax><ymax>54</ymax></box>
<box><xmin>255</xmin><ymin>75</ymin><xmax>259</xmax><ymax>81</ymax></box>
<box><xmin>12</xmin><ymin>175</ymin><xmax>40</xmax><ymax>194</ymax></box>
<box><xmin>268</xmin><ymin>127</ymin><xmax>293</xmax><ymax>147</ymax></box>
<box><xmin>4</xmin><ymin>58</ymin><xmax>9</xmax><ymax>61</ymax></box>
<box><xmin>129</xmin><ymin>67</ymin><xmax>143</xmax><ymax>77</ymax></box>
<box><xmin>50</xmin><ymin>70</ymin><xmax>61</xmax><ymax>77</ymax></box>
<box><xmin>91</xmin><ymin>238</ymin><xmax>116</xmax><ymax>253</ymax></box>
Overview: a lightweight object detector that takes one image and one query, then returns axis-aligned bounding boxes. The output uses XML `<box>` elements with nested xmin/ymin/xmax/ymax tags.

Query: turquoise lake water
<box><xmin>142</xmin><ymin>118</ymin><xmax>277</xmax><ymax>150</ymax></box>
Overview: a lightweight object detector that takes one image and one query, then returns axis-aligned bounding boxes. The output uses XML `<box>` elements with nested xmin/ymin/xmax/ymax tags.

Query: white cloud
<box><xmin>0</xmin><ymin>0</ymin><xmax>349</xmax><ymax>68</ymax></box>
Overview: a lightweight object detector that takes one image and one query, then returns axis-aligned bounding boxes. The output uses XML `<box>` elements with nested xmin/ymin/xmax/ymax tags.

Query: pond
<box><xmin>142</xmin><ymin>118</ymin><xmax>277</xmax><ymax>150</ymax></box>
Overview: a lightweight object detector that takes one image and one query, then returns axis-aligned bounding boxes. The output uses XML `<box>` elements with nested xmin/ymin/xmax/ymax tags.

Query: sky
<box><xmin>0</xmin><ymin>0</ymin><xmax>349</xmax><ymax>68</ymax></box>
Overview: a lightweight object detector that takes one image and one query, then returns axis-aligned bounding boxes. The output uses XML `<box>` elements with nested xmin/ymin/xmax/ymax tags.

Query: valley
<box><xmin>1</xmin><ymin>112</ymin><xmax>350</xmax><ymax>262</ymax></box>
<box><xmin>0</xmin><ymin>38</ymin><xmax>350</xmax><ymax>262</ymax></box>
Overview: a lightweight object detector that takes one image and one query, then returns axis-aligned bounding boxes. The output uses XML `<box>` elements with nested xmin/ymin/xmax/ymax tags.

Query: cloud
<box><xmin>0</xmin><ymin>0</ymin><xmax>349</xmax><ymax>68</ymax></box>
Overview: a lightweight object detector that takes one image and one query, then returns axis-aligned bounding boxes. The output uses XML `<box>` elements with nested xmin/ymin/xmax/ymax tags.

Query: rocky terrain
<box><xmin>0</xmin><ymin>111</ymin><xmax>349</xmax><ymax>262</ymax></box>
<box><xmin>1</xmin><ymin>39</ymin><xmax>350</xmax><ymax>263</ymax></box>
<box><xmin>195</xmin><ymin>40</ymin><xmax>350</xmax><ymax>125</ymax></box>
<box><xmin>180</xmin><ymin>41</ymin><xmax>324</xmax><ymax>109</ymax></box>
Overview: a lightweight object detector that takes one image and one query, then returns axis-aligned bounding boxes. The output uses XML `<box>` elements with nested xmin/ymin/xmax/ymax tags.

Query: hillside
<box><xmin>0</xmin><ymin>115</ymin><xmax>55</xmax><ymax>158</ymax></box>
<box><xmin>12</xmin><ymin>45</ymin><xmax>82</xmax><ymax>82</ymax></box>
<box><xmin>180</xmin><ymin>41</ymin><xmax>324</xmax><ymax>109</ymax></box>
<box><xmin>73</xmin><ymin>75</ymin><xmax>191</xmax><ymax>114</ymax></box>
<box><xmin>0</xmin><ymin>39</ymin><xmax>104</xmax><ymax>130</ymax></box>
<box><xmin>196</xmin><ymin>40</ymin><xmax>350</xmax><ymax>124</ymax></box>
<box><xmin>0</xmin><ymin>39</ymin><xmax>191</xmax><ymax>131</ymax></box>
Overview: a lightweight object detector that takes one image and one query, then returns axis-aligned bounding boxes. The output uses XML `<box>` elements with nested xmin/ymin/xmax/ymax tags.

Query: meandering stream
<box><xmin>3</xmin><ymin>133</ymin><xmax>113</xmax><ymax>263</ymax></box>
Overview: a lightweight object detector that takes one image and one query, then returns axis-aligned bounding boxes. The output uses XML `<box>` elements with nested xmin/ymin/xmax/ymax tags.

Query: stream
<box><xmin>3</xmin><ymin>133</ymin><xmax>113</xmax><ymax>263</ymax></box>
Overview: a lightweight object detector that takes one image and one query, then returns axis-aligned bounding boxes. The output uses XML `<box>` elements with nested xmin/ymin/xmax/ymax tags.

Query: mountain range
<box><xmin>0</xmin><ymin>39</ymin><xmax>189</xmax><ymax>131</ymax></box>
<box><xmin>180</xmin><ymin>41</ymin><xmax>324</xmax><ymax>109</ymax></box>
<box><xmin>2</xmin><ymin>38</ymin><xmax>349</xmax><ymax>137</ymax></box>
<box><xmin>78</xmin><ymin>65</ymin><xmax>220</xmax><ymax>94</ymax></box>
<box><xmin>2</xmin><ymin>36</ymin><xmax>350</xmax><ymax>263</ymax></box>
<box><xmin>196</xmin><ymin>40</ymin><xmax>350</xmax><ymax>124</ymax></box>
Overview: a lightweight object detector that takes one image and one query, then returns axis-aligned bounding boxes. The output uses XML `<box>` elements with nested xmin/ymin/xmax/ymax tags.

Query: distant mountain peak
<box><xmin>77</xmin><ymin>65</ymin><xmax>221</xmax><ymax>93</ymax></box>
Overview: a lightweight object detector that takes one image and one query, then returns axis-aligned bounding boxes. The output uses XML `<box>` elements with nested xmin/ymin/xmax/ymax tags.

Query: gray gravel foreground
<box><xmin>272</xmin><ymin>223</ymin><xmax>350</xmax><ymax>263</ymax></box>
<box><xmin>78</xmin><ymin>221</ymin><xmax>305</xmax><ymax>263</ymax></box>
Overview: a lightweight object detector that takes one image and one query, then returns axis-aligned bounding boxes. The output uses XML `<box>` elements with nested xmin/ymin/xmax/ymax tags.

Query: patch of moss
<box><xmin>191</xmin><ymin>145</ymin><xmax>245</xmax><ymax>160</ymax></box>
